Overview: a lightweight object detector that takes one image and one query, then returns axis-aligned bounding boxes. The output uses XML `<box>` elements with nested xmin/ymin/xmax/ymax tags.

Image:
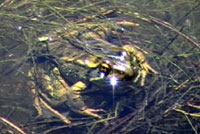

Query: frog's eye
<box><xmin>101</xmin><ymin>63</ymin><xmax>110</xmax><ymax>69</ymax></box>
<box><xmin>99</xmin><ymin>62</ymin><xmax>111</xmax><ymax>76</ymax></box>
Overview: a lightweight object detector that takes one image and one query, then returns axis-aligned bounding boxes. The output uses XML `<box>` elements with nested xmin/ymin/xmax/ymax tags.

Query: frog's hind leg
<box><xmin>81</xmin><ymin>106</ymin><xmax>104</xmax><ymax>119</ymax></box>
<box><xmin>31</xmin><ymin>88</ymin><xmax>43</xmax><ymax>117</ymax></box>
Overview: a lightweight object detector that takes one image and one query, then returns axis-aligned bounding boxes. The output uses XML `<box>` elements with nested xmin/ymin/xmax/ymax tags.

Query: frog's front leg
<box><xmin>68</xmin><ymin>81</ymin><xmax>104</xmax><ymax>118</ymax></box>
<box><xmin>140</xmin><ymin>62</ymin><xmax>158</xmax><ymax>86</ymax></box>
<box><xmin>122</xmin><ymin>45</ymin><xmax>158</xmax><ymax>74</ymax></box>
<box><xmin>122</xmin><ymin>45</ymin><xmax>158</xmax><ymax>86</ymax></box>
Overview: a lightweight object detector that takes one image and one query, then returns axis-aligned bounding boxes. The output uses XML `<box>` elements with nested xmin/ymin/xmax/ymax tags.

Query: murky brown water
<box><xmin>0</xmin><ymin>0</ymin><xmax>200</xmax><ymax>134</ymax></box>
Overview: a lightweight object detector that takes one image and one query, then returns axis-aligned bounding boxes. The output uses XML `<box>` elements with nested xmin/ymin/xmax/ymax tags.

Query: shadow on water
<box><xmin>0</xmin><ymin>0</ymin><xmax>200</xmax><ymax>134</ymax></box>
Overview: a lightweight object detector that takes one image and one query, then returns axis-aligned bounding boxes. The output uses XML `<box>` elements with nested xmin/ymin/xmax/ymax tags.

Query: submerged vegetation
<box><xmin>0</xmin><ymin>0</ymin><xmax>200</xmax><ymax>134</ymax></box>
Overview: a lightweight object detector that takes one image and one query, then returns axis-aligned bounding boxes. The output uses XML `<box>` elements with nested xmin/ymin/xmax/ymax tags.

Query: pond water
<box><xmin>0</xmin><ymin>0</ymin><xmax>200</xmax><ymax>134</ymax></box>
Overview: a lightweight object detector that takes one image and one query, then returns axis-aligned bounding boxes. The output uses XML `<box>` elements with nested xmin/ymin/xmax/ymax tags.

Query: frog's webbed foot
<box><xmin>68</xmin><ymin>81</ymin><xmax>104</xmax><ymax>119</ymax></box>
<box><xmin>81</xmin><ymin>106</ymin><xmax>105</xmax><ymax>119</ymax></box>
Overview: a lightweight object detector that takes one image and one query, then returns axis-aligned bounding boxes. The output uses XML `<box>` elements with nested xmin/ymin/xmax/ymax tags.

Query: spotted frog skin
<box><xmin>28</xmin><ymin>64</ymin><xmax>103</xmax><ymax>121</ymax></box>
<box><xmin>30</xmin><ymin>19</ymin><xmax>158</xmax><ymax>123</ymax></box>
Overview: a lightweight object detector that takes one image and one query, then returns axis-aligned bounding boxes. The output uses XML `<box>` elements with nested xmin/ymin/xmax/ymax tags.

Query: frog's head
<box><xmin>97</xmin><ymin>50</ymin><xmax>136</xmax><ymax>82</ymax></box>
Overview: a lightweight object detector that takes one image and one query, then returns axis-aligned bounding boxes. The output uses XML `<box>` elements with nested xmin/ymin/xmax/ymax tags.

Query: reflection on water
<box><xmin>0</xmin><ymin>0</ymin><xmax>200</xmax><ymax>134</ymax></box>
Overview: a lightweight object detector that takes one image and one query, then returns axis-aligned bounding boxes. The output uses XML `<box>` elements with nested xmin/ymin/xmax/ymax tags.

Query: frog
<box><xmin>30</xmin><ymin>18</ymin><xmax>158</xmax><ymax>124</ymax></box>
<box><xmin>61</xmin><ymin>44</ymin><xmax>158</xmax><ymax>86</ymax></box>
<box><xmin>38</xmin><ymin>19</ymin><xmax>157</xmax><ymax>86</ymax></box>
<box><xmin>28</xmin><ymin>63</ymin><xmax>104</xmax><ymax>124</ymax></box>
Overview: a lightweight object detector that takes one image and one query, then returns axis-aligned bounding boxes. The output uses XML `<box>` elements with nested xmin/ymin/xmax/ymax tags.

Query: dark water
<box><xmin>0</xmin><ymin>0</ymin><xmax>200</xmax><ymax>134</ymax></box>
